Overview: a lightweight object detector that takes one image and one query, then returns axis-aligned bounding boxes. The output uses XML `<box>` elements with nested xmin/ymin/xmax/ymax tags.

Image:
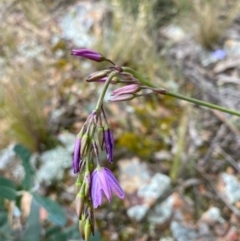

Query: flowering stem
<box><xmin>122</xmin><ymin>67</ymin><xmax>240</xmax><ymax>117</ymax></box>
<box><xmin>95</xmin><ymin>71</ymin><xmax>117</xmax><ymax>113</ymax></box>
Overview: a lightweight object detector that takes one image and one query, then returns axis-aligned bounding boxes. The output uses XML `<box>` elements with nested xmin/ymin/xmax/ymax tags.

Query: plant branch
<box><xmin>122</xmin><ymin>67</ymin><xmax>240</xmax><ymax>117</ymax></box>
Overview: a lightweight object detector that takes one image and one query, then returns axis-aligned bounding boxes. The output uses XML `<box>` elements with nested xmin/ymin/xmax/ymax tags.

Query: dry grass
<box><xmin>94</xmin><ymin>0</ymin><xmax>171</xmax><ymax>86</ymax></box>
<box><xmin>177</xmin><ymin>0</ymin><xmax>240</xmax><ymax>49</ymax></box>
<box><xmin>1</xmin><ymin>65</ymin><xmax>55</xmax><ymax>151</ymax></box>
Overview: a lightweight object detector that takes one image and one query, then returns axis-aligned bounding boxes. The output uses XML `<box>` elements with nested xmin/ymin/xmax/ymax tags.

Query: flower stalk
<box><xmin>71</xmin><ymin>48</ymin><xmax>240</xmax><ymax>241</ymax></box>
<box><xmin>122</xmin><ymin>67</ymin><xmax>240</xmax><ymax>117</ymax></box>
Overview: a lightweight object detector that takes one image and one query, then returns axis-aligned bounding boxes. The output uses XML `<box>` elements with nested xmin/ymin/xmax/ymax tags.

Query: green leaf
<box><xmin>0</xmin><ymin>210</ymin><xmax>13</xmax><ymax>241</ymax></box>
<box><xmin>32</xmin><ymin>193</ymin><xmax>67</xmax><ymax>226</ymax></box>
<box><xmin>0</xmin><ymin>186</ymin><xmax>16</xmax><ymax>200</ymax></box>
<box><xmin>90</xmin><ymin>231</ymin><xmax>101</xmax><ymax>241</ymax></box>
<box><xmin>13</xmin><ymin>144</ymin><xmax>34</xmax><ymax>190</ymax></box>
<box><xmin>0</xmin><ymin>176</ymin><xmax>16</xmax><ymax>200</ymax></box>
<box><xmin>0</xmin><ymin>176</ymin><xmax>15</xmax><ymax>189</ymax></box>
<box><xmin>22</xmin><ymin>199</ymin><xmax>41</xmax><ymax>241</ymax></box>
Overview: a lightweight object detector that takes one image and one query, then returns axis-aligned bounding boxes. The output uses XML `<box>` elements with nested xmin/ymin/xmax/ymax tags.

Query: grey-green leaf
<box><xmin>22</xmin><ymin>199</ymin><xmax>41</xmax><ymax>241</ymax></box>
<box><xmin>0</xmin><ymin>186</ymin><xmax>16</xmax><ymax>200</ymax></box>
<box><xmin>0</xmin><ymin>176</ymin><xmax>15</xmax><ymax>189</ymax></box>
<box><xmin>32</xmin><ymin>193</ymin><xmax>67</xmax><ymax>226</ymax></box>
<box><xmin>13</xmin><ymin>144</ymin><xmax>34</xmax><ymax>190</ymax></box>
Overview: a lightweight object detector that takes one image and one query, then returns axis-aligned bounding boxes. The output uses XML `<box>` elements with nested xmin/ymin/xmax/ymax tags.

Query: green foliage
<box><xmin>14</xmin><ymin>144</ymin><xmax>35</xmax><ymax>190</ymax></box>
<box><xmin>1</xmin><ymin>72</ymin><xmax>56</xmax><ymax>152</ymax></box>
<box><xmin>22</xmin><ymin>199</ymin><xmax>41</xmax><ymax>241</ymax></box>
<box><xmin>0</xmin><ymin>144</ymin><xmax>84</xmax><ymax>241</ymax></box>
<box><xmin>32</xmin><ymin>193</ymin><xmax>67</xmax><ymax>226</ymax></box>
<box><xmin>176</xmin><ymin>0</ymin><xmax>240</xmax><ymax>48</ymax></box>
<box><xmin>0</xmin><ymin>176</ymin><xmax>16</xmax><ymax>200</ymax></box>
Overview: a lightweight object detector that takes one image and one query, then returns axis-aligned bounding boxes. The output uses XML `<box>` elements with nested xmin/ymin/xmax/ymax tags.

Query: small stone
<box><xmin>138</xmin><ymin>173</ymin><xmax>171</xmax><ymax>206</ymax></box>
<box><xmin>37</xmin><ymin>146</ymin><xmax>72</xmax><ymax>183</ymax></box>
<box><xmin>170</xmin><ymin>221</ymin><xmax>198</xmax><ymax>241</ymax></box>
<box><xmin>200</xmin><ymin>207</ymin><xmax>224</xmax><ymax>225</ymax></box>
<box><xmin>219</xmin><ymin>173</ymin><xmax>240</xmax><ymax>204</ymax></box>
<box><xmin>148</xmin><ymin>195</ymin><xmax>174</xmax><ymax>225</ymax></box>
<box><xmin>127</xmin><ymin>205</ymin><xmax>148</xmax><ymax>222</ymax></box>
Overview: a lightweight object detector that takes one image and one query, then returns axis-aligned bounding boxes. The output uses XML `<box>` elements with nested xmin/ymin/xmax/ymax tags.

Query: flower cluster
<box><xmin>71</xmin><ymin>48</ymin><xmax>161</xmax><ymax>240</ymax></box>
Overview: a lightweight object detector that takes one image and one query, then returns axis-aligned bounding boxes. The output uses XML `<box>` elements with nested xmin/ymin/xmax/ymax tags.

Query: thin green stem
<box><xmin>122</xmin><ymin>67</ymin><xmax>240</xmax><ymax>117</ymax></box>
<box><xmin>95</xmin><ymin>71</ymin><xmax>117</xmax><ymax>112</ymax></box>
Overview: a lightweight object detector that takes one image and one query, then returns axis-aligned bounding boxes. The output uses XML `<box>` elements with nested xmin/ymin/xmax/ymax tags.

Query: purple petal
<box><xmin>91</xmin><ymin>170</ymin><xmax>103</xmax><ymax>208</ymax></box>
<box><xmin>73</xmin><ymin>138</ymin><xmax>81</xmax><ymax>174</ymax></box>
<box><xmin>104</xmin><ymin>168</ymin><xmax>125</xmax><ymax>199</ymax></box>
<box><xmin>104</xmin><ymin>129</ymin><xmax>114</xmax><ymax>163</ymax></box>
<box><xmin>71</xmin><ymin>48</ymin><xmax>103</xmax><ymax>62</ymax></box>
<box><xmin>111</xmin><ymin>84</ymin><xmax>139</xmax><ymax>96</ymax></box>
<box><xmin>98</xmin><ymin>168</ymin><xmax>112</xmax><ymax>202</ymax></box>
<box><xmin>90</xmin><ymin>167</ymin><xmax>124</xmax><ymax>209</ymax></box>
<box><xmin>109</xmin><ymin>94</ymin><xmax>135</xmax><ymax>102</ymax></box>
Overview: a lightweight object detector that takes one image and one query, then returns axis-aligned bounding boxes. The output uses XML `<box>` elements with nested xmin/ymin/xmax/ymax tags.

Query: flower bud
<box><xmin>109</xmin><ymin>94</ymin><xmax>135</xmax><ymax>102</ymax></box>
<box><xmin>75</xmin><ymin>193</ymin><xmax>85</xmax><ymax>219</ymax></box>
<box><xmin>80</xmin><ymin>134</ymin><xmax>89</xmax><ymax>157</ymax></box>
<box><xmin>111</xmin><ymin>84</ymin><xmax>140</xmax><ymax>96</ymax></box>
<box><xmin>84</xmin><ymin>219</ymin><xmax>91</xmax><ymax>241</ymax></box>
<box><xmin>86</xmin><ymin>69</ymin><xmax>112</xmax><ymax>82</ymax></box>
<box><xmin>97</xmin><ymin>126</ymin><xmax>104</xmax><ymax>149</ymax></box>
<box><xmin>73</xmin><ymin>138</ymin><xmax>81</xmax><ymax>174</ymax></box>
<box><xmin>103</xmin><ymin>127</ymin><xmax>114</xmax><ymax>163</ymax></box>
<box><xmin>71</xmin><ymin>48</ymin><xmax>105</xmax><ymax>62</ymax></box>
<box><xmin>84</xmin><ymin>172</ymin><xmax>91</xmax><ymax>196</ymax></box>
<box><xmin>79</xmin><ymin>219</ymin><xmax>86</xmax><ymax>239</ymax></box>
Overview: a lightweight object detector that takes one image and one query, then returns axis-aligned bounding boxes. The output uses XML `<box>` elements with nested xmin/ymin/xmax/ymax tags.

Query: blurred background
<box><xmin>1</xmin><ymin>0</ymin><xmax>240</xmax><ymax>240</ymax></box>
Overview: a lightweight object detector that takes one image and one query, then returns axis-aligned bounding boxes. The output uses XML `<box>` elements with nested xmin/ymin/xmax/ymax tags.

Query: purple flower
<box><xmin>91</xmin><ymin>167</ymin><xmax>125</xmax><ymax>208</ymax></box>
<box><xmin>111</xmin><ymin>84</ymin><xmax>140</xmax><ymax>96</ymax></box>
<box><xmin>109</xmin><ymin>94</ymin><xmax>135</xmax><ymax>102</ymax></box>
<box><xmin>104</xmin><ymin>128</ymin><xmax>114</xmax><ymax>163</ymax></box>
<box><xmin>73</xmin><ymin>138</ymin><xmax>81</xmax><ymax>174</ymax></box>
<box><xmin>211</xmin><ymin>49</ymin><xmax>226</xmax><ymax>60</ymax></box>
<box><xmin>71</xmin><ymin>48</ymin><xmax>104</xmax><ymax>62</ymax></box>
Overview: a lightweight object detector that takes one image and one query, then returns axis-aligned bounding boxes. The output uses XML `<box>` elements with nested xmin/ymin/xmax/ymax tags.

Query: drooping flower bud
<box><xmin>84</xmin><ymin>172</ymin><xmax>91</xmax><ymax>196</ymax></box>
<box><xmin>97</xmin><ymin>126</ymin><xmax>104</xmax><ymax>149</ymax></box>
<box><xmin>73</xmin><ymin>138</ymin><xmax>81</xmax><ymax>174</ymax></box>
<box><xmin>71</xmin><ymin>48</ymin><xmax>105</xmax><ymax>62</ymax></box>
<box><xmin>95</xmin><ymin>76</ymin><xmax>119</xmax><ymax>84</ymax></box>
<box><xmin>84</xmin><ymin>219</ymin><xmax>91</xmax><ymax>241</ymax></box>
<box><xmin>111</xmin><ymin>84</ymin><xmax>140</xmax><ymax>96</ymax></box>
<box><xmin>79</xmin><ymin>216</ymin><xmax>86</xmax><ymax>239</ymax></box>
<box><xmin>75</xmin><ymin>193</ymin><xmax>85</xmax><ymax>220</ymax></box>
<box><xmin>86</xmin><ymin>69</ymin><xmax>112</xmax><ymax>82</ymax></box>
<box><xmin>103</xmin><ymin>127</ymin><xmax>114</xmax><ymax>163</ymax></box>
<box><xmin>80</xmin><ymin>134</ymin><xmax>89</xmax><ymax>157</ymax></box>
<box><xmin>109</xmin><ymin>94</ymin><xmax>135</xmax><ymax>102</ymax></box>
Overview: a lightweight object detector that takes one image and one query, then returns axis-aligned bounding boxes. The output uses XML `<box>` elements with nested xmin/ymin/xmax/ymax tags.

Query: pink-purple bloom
<box><xmin>109</xmin><ymin>94</ymin><xmax>135</xmax><ymax>102</ymax></box>
<box><xmin>90</xmin><ymin>167</ymin><xmax>125</xmax><ymax>208</ymax></box>
<box><xmin>111</xmin><ymin>84</ymin><xmax>140</xmax><ymax>96</ymax></box>
<box><xmin>71</xmin><ymin>48</ymin><xmax>104</xmax><ymax>62</ymax></box>
<box><xmin>73</xmin><ymin>138</ymin><xmax>82</xmax><ymax>174</ymax></box>
<box><xmin>104</xmin><ymin>128</ymin><xmax>114</xmax><ymax>163</ymax></box>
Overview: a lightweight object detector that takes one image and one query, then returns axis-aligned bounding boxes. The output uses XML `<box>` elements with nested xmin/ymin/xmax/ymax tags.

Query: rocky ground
<box><xmin>1</xmin><ymin>0</ymin><xmax>240</xmax><ymax>241</ymax></box>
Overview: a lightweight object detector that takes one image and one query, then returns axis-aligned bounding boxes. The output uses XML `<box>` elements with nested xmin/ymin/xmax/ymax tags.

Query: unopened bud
<box><xmin>90</xmin><ymin>206</ymin><xmax>95</xmax><ymax>235</ymax></box>
<box><xmin>79</xmin><ymin>219</ymin><xmax>86</xmax><ymax>239</ymax></box>
<box><xmin>86</xmin><ymin>69</ymin><xmax>112</xmax><ymax>82</ymax></box>
<box><xmin>97</xmin><ymin>127</ymin><xmax>104</xmax><ymax>149</ymax></box>
<box><xmin>111</xmin><ymin>84</ymin><xmax>140</xmax><ymax>96</ymax></box>
<box><xmin>84</xmin><ymin>219</ymin><xmax>91</xmax><ymax>241</ymax></box>
<box><xmin>75</xmin><ymin>193</ymin><xmax>85</xmax><ymax>219</ymax></box>
<box><xmin>109</xmin><ymin>94</ymin><xmax>135</xmax><ymax>102</ymax></box>
<box><xmin>71</xmin><ymin>48</ymin><xmax>104</xmax><ymax>62</ymax></box>
<box><xmin>84</xmin><ymin>173</ymin><xmax>91</xmax><ymax>196</ymax></box>
<box><xmin>80</xmin><ymin>134</ymin><xmax>89</xmax><ymax>157</ymax></box>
